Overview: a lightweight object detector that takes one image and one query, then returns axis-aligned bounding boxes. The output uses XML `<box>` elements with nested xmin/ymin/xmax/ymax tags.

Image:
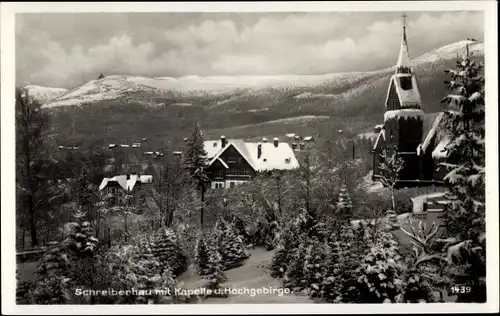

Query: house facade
<box><xmin>99</xmin><ymin>174</ymin><xmax>153</xmax><ymax>205</ymax></box>
<box><xmin>203</xmin><ymin>136</ymin><xmax>300</xmax><ymax>189</ymax></box>
<box><xmin>372</xmin><ymin>17</ymin><xmax>448</xmax><ymax>188</ymax></box>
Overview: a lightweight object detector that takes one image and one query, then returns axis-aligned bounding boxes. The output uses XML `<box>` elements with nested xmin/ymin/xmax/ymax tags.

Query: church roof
<box><xmin>419</xmin><ymin>112</ymin><xmax>451</xmax><ymax>159</ymax></box>
<box><xmin>396</xmin><ymin>25</ymin><xmax>412</xmax><ymax>73</ymax></box>
<box><xmin>384</xmin><ymin>74</ymin><xmax>423</xmax><ymax>109</ymax></box>
<box><xmin>384</xmin><ymin>15</ymin><xmax>423</xmax><ymax>110</ymax></box>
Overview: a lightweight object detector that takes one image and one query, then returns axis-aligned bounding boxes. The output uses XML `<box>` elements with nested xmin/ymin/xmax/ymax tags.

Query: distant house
<box><xmin>99</xmin><ymin>174</ymin><xmax>153</xmax><ymax>205</ymax></box>
<box><xmin>294</xmin><ymin>135</ymin><xmax>302</xmax><ymax>141</ymax></box>
<box><xmin>120</xmin><ymin>144</ymin><xmax>130</xmax><ymax>148</ymax></box>
<box><xmin>303</xmin><ymin>136</ymin><xmax>315</xmax><ymax>142</ymax></box>
<box><xmin>109</xmin><ymin>144</ymin><xmax>116</xmax><ymax>149</ymax></box>
<box><xmin>286</xmin><ymin>133</ymin><xmax>296</xmax><ymax>138</ymax></box>
<box><xmin>202</xmin><ymin>136</ymin><xmax>300</xmax><ymax>189</ymax></box>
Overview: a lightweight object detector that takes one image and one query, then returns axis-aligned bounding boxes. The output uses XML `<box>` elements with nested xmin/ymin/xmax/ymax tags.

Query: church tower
<box><xmin>373</xmin><ymin>13</ymin><xmax>424</xmax><ymax>183</ymax></box>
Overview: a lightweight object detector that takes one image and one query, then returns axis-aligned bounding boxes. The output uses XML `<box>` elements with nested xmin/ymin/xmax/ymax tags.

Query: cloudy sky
<box><xmin>16</xmin><ymin>11</ymin><xmax>484</xmax><ymax>89</ymax></box>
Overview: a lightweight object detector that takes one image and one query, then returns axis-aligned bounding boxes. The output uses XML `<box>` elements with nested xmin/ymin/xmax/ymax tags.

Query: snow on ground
<box><xmin>24</xmin><ymin>85</ymin><xmax>68</xmax><ymax>104</ymax></box>
<box><xmin>177</xmin><ymin>247</ymin><xmax>313</xmax><ymax>304</ymax></box>
<box><xmin>361</xmin><ymin>171</ymin><xmax>386</xmax><ymax>194</ymax></box>
<box><xmin>414</xmin><ymin>40</ymin><xmax>484</xmax><ymax>64</ymax></box>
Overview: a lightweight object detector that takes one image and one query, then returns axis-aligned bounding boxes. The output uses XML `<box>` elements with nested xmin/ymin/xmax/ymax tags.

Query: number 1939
<box><xmin>450</xmin><ymin>286</ymin><xmax>472</xmax><ymax>294</ymax></box>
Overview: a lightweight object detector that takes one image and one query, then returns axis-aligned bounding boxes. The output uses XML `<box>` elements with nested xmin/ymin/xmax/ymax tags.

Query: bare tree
<box><xmin>378</xmin><ymin>145</ymin><xmax>404</xmax><ymax>212</ymax></box>
<box><xmin>16</xmin><ymin>88</ymin><xmax>50</xmax><ymax>247</ymax></box>
<box><xmin>145</xmin><ymin>161</ymin><xmax>193</xmax><ymax>228</ymax></box>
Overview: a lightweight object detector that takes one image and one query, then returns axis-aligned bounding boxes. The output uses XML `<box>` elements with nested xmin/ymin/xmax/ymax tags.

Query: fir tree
<box><xmin>149</xmin><ymin>228</ymin><xmax>188</xmax><ymax>276</ymax></box>
<box><xmin>98</xmin><ymin>73</ymin><xmax>104</xmax><ymax>79</ymax></box>
<box><xmin>303</xmin><ymin>237</ymin><xmax>330</xmax><ymax>298</ymax></box>
<box><xmin>269</xmin><ymin>223</ymin><xmax>300</xmax><ymax>278</ymax></box>
<box><xmin>335</xmin><ymin>184</ymin><xmax>353</xmax><ymax>223</ymax></box>
<box><xmin>439</xmin><ymin>47</ymin><xmax>486</xmax><ymax>302</ymax></box>
<box><xmin>213</xmin><ymin>220</ymin><xmax>249</xmax><ymax>270</ymax></box>
<box><xmin>183</xmin><ymin>122</ymin><xmax>209</xmax><ymax>227</ymax></box>
<box><xmin>283</xmin><ymin>239</ymin><xmax>307</xmax><ymax>291</ymax></box>
<box><xmin>194</xmin><ymin>236</ymin><xmax>211</xmax><ymax>275</ymax></box>
<box><xmin>202</xmin><ymin>248</ymin><xmax>228</xmax><ymax>290</ymax></box>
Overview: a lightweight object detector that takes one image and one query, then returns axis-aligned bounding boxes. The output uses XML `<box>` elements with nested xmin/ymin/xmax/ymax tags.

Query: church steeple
<box><xmin>396</xmin><ymin>13</ymin><xmax>412</xmax><ymax>74</ymax></box>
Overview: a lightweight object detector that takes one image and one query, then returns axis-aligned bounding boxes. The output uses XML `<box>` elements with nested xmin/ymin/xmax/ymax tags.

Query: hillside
<box><xmin>32</xmin><ymin>40</ymin><xmax>483</xmax><ymax>149</ymax></box>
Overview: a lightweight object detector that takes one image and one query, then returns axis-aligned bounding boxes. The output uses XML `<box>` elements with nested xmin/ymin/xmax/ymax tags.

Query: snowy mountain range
<box><xmin>25</xmin><ymin>40</ymin><xmax>483</xmax><ymax>109</ymax></box>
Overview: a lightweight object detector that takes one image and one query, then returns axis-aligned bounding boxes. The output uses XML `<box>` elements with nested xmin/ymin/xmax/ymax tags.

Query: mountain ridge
<box><xmin>26</xmin><ymin>40</ymin><xmax>483</xmax><ymax>109</ymax></box>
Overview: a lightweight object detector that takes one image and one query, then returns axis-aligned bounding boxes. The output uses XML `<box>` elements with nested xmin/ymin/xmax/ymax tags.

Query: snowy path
<box><xmin>177</xmin><ymin>247</ymin><xmax>313</xmax><ymax>304</ymax></box>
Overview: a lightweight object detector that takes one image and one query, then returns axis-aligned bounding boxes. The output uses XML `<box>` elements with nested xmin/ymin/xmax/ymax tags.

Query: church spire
<box><xmin>396</xmin><ymin>12</ymin><xmax>412</xmax><ymax>74</ymax></box>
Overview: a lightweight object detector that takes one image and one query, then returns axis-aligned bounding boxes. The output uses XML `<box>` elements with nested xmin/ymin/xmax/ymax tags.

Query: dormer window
<box><xmin>285</xmin><ymin>158</ymin><xmax>291</xmax><ymax>164</ymax></box>
<box><xmin>213</xmin><ymin>142</ymin><xmax>217</xmax><ymax>147</ymax></box>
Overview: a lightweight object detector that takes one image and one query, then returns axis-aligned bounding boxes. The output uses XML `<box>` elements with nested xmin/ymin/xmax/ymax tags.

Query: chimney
<box><xmin>221</xmin><ymin>135</ymin><xmax>227</xmax><ymax>148</ymax></box>
<box><xmin>273</xmin><ymin>137</ymin><xmax>279</xmax><ymax>147</ymax></box>
<box><xmin>291</xmin><ymin>143</ymin><xmax>297</xmax><ymax>150</ymax></box>
<box><xmin>257</xmin><ymin>143</ymin><xmax>262</xmax><ymax>159</ymax></box>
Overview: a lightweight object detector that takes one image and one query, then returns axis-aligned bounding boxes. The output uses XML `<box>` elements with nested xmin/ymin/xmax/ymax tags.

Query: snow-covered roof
<box><xmin>384</xmin><ymin>75</ymin><xmax>422</xmax><ymax>110</ymax></box>
<box><xmin>396</xmin><ymin>27</ymin><xmax>412</xmax><ymax>72</ymax></box>
<box><xmin>372</xmin><ymin>129</ymin><xmax>386</xmax><ymax>150</ymax></box>
<box><xmin>384</xmin><ymin>109</ymin><xmax>424</xmax><ymax>121</ymax></box>
<box><xmin>375</xmin><ymin>124</ymin><xmax>384</xmax><ymax>129</ymax></box>
<box><xmin>99</xmin><ymin>174</ymin><xmax>153</xmax><ymax>192</ymax></box>
<box><xmin>432</xmin><ymin>136</ymin><xmax>451</xmax><ymax>159</ymax></box>
<box><xmin>303</xmin><ymin>136</ymin><xmax>314</xmax><ymax>141</ymax></box>
<box><xmin>286</xmin><ymin>133</ymin><xmax>296</xmax><ymax>138</ymax></box>
<box><xmin>204</xmin><ymin>139</ymin><xmax>300</xmax><ymax>172</ymax></box>
<box><xmin>421</xmin><ymin>112</ymin><xmax>445</xmax><ymax>154</ymax></box>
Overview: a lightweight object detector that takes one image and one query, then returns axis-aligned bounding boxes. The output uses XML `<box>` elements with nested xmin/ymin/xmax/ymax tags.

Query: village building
<box><xmin>99</xmin><ymin>174</ymin><xmax>153</xmax><ymax>204</ymax></box>
<box><xmin>372</xmin><ymin>16</ymin><xmax>449</xmax><ymax>188</ymax></box>
<box><xmin>202</xmin><ymin>136</ymin><xmax>300</xmax><ymax>189</ymax></box>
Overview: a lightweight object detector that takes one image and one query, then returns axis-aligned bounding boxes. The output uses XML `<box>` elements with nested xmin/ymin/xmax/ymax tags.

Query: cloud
<box><xmin>15</xmin><ymin>11</ymin><xmax>484</xmax><ymax>88</ymax></box>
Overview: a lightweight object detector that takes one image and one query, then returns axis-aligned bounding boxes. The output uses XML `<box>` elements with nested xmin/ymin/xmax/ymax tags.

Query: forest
<box><xmin>15</xmin><ymin>51</ymin><xmax>485</xmax><ymax>304</ymax></box>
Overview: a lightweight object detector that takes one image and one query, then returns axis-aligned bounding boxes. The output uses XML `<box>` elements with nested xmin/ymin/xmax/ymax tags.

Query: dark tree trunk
<box><xmin>200</xmin><ymin>184</ymin><xmax>205</xmax><ymax>228</ymax></box>
<box><xmin>28</xmin><ymin>197</ymin><xmax>38</xmax><ymax>247</ymax></box>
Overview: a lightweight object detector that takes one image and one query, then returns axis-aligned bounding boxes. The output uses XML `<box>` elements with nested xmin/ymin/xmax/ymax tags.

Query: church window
<box><xmin>400</xmin><ymin>76</ymin><xmax>413</xmax><ymax>90</ymax></box>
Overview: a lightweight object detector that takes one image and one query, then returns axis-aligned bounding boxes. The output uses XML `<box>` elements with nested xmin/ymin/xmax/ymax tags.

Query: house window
<box><xmin>214</xmin><ymin>182</ymin><xmax>224</xmax><ymax>189</ymax></box>
<box><xmin>227</xmin><ymin>168</ymin><xmax>251</xmax><ymax>176</ymax></box>
<box><xmin>213</xmin><ymin>170</ymin><xmax>225</xmax><ymax>178</ymax></box>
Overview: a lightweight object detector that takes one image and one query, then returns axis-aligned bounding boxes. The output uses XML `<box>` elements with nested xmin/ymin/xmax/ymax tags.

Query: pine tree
<box><xmin>32</xmin><ymin>247</ymin><xmax>72</xmax><ymax>304</ymax></box>
<box><xmin>183</xmin><ymin>122</ymin><xmax>209</xmax><ymax>227</ymax></box>
<box><xmin>213</xmin><ymin>220</ymin><xmax>249</xmax><ymax>270</ymax></box>
<box><xmin>439</xmin><ymin>47</ymin><xmax>486</xmax><ymax>302</ymax></box>
<box><xmin>335</xmin><ymin>184</ymin><xmax>353</xmax><ymax>223</ymax></box>
<box><xmin>202</xmin><ymin>248</ymin><xmax>228</xmax><ymax>290</ymax></box>
<box><xmin>149</xmin><ymin>228</ymin><xmax>188</xmax><ymax>276</ymax></box>
<box><xmin>77</xmin><ymin>166</ymin><xmax>95</xmax><ymax>221</ymax></box>
<box><xmin>283</xmin><ymin>239</ymin><xmax>307</xmax><ymax>291</ymax></box>
<box><xmin>303</xmin><ymin>237</ymin><xmax>330</xmax><ymax>298</ymax></box>
<box><xmin>269</xmin><ymin>223</ymin><xmax>301</xmax><ymax>278</ymax></box>
<box><xmin>194</xmin><ymin>236</ymin><xmax>211</xmax><ymax>276</ymax></box>
<box><xmin>231</xmin><ymin>214</ymin><xmax>251</xmax><ymax>245</ymax></box>
<box><xmin>98</xmin><ymin>73</ymin><xmax>104</xmax><ymax>80</ymax></box>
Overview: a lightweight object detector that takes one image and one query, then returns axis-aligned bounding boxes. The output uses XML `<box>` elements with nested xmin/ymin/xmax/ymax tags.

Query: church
<box><xmin>372</xmin><ymin>14</ymin><xmax>450</xmax><ymax>188</ymax></box>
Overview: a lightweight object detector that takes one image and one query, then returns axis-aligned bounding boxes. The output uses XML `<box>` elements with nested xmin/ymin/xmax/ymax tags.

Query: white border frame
<box><xmin>1</xmin><ymin>1</ymin><xmax>498</xmax><ymax>314</ymax></box>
